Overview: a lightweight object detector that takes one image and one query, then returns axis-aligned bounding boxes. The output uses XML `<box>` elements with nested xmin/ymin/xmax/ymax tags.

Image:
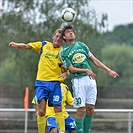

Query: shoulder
<box><xmin>29</xmin><ymin>41</ymin><xmax>49</xmax><ymax>47</ymax></box>
<box><xmin>59</xmin><ymin>46</ymin><xmax>68</xmax><ymax>55</ymax></box>
<box><xmin>76</xmin><ymin>41</ymin><xmax>86</xmax><ymax>46</ymax></box>
<box><xmin>77</xmin><ymin>41</ymin><xmax>90</xmax><ymax>51</ymax></box>
<box><xmin>42</xmin><ymin>41</ymin><xmax>52</xmax><ymax>46</ymax></box>
<box><xmin>41</xmin><ymin>41</ymin><xmax>54</xmax><ymax>50</ymax></box>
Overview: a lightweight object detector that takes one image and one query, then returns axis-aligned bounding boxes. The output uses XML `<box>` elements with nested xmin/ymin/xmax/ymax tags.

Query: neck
<box><xmin>66</xmin><ymin>40</ymin><xmax>75</xmax><ymax>45</ymax></box>
<box><xmin>53</xmin><ymin>43</ymin><xmax>60</xmax><ymax>48</ymax></box>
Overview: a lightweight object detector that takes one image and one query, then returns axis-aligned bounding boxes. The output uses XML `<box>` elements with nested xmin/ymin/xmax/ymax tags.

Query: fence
<box><xmin>0</xmin><ymin>108</ymin><xmax>133</xmax><ymax>133</ymax></box>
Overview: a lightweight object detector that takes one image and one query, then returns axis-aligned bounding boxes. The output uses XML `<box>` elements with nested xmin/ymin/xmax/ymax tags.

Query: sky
<box><xmin>0</xmin><ymin>0</ymin><xmax>132</xmax><ymax>31</ymax></box>
<box><xmin>0</xmin><ymin>0</ymin><xmax>1</xmax><ymax>9</ymax></box>
<box><xmin>89</xmin><ymin>0</ymin><xmax>133</xmax><ymax>31</ymax></box>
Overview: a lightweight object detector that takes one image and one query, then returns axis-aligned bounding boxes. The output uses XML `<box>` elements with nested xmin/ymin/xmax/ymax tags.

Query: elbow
<box><xmin>69</xmin><ymin>69</ymin><xmax>77</xmax><ymax>74</ymax></box>
<box><xmin>68</xmin><ymin>66</ymin><xmax>75</xmax><ymax>73</ymax></box>
<box><xmin>69</xmin><ymin>70</ymin><xmax>75</xmax><ymax>73</ymax></box>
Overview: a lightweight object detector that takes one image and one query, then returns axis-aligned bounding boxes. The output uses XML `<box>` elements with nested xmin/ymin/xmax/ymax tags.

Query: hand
<box><xmin>58</xmin><ymin>71</ymin><xmax>68</xmax><ymax>80</ymax></box>
<box><xmin>9</xmin><ymin>42</ymin><xmax>18</xmax><ymax>48</ymax></box>
<box><xmin>86</xmin><ymin>69</ymin><xmax>96</xmax><ymax>79</ymax></box>
<box><xmin>108</xmin><ymin>70</ymin><xmax>119</xmax><ymax>78</ymax></box>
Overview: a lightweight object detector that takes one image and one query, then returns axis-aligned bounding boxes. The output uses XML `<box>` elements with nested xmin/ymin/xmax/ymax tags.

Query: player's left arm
<box><xmin>89</xmin><ymin>52</ymin><xmax>119</xmax><ymax>78</ymax></box>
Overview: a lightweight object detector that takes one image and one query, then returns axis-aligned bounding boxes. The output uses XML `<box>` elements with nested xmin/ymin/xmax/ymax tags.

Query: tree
<box><xmin>97</xmin><ymin>44</ymin><xmax>133</xmax><ymax>87</ymax></box>
<box><xmin>1</xmin><ymin>0</ymin><xmax>106</xmax><ymax>91</ymax></box>
<box><xmin>101</xmin><ymin>23</ymin><xmax>133</xmax><ymax>46</ymax></box>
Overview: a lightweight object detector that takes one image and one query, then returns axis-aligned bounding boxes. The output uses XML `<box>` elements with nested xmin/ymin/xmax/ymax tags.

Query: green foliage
<box><xmin>97</xmin><ymin>44</ymin><xmax>133</xmax><ymax>87</ymax></box>
<box><xmin>0</xmin><ymin>56</ymin><xmax>17</xmax><ymax>85</ymax></box>
<box><xmin>1</xmin><ymin>0</ymin><xmax>132</xmax><ymax>97</ymax></box>
<box><xmin>102</xmin><ymin>23</ymin><xmax>133</xmax><ymax>46</ymax></box>
<box><xmin>2</xmin><ymin>0</ymin><xmax>104</xmax><ymax>90</ymax></box>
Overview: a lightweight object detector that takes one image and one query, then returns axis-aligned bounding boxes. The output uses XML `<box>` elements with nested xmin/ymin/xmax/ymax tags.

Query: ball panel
<box><xmin>66</xmin><ymin>8</ymin><xmax>75</xmax><ymax>14</ymax></box>
<box><xmin>63</xmin><ymin>12</ymin><xmax>73</xmax><ymax>22</ymax></box>
<box><xmin>61</xmin><ymin>7</ymin><xmax>76</xmax><ymax>22</ymax></box>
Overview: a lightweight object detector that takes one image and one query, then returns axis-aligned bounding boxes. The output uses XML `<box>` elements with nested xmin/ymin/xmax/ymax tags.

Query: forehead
<box><xmin>54</xmin><ymin>32</ymin><xmax>61</xmax><ymax>36</ymax></box>
<box><xmin>65</xmin><ymin>29</ymin><xmax>74</xmax><ymax>33</ymax></box>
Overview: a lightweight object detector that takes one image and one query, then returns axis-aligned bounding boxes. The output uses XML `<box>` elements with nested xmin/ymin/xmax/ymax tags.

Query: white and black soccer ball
<box><xmin>61</xmin><ymin>8</ymin><xmax>76</xmax><ymax>22</ymax></box>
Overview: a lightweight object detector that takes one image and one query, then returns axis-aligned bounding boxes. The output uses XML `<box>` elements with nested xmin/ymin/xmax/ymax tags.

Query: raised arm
<box><xmin>89</xmin><ymin>53</ymin><xmax>119</xmax><ymax>78</ymax></box>
<box><xmin>9</xmin><ymin>42</ymin><xmax>32</xmax><ymax>50</ymax></box>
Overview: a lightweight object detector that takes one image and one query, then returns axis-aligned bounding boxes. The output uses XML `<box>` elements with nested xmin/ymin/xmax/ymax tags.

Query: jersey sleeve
<box><xmin>28</xmin><ymin>41</ymin><xmax>44</xmax><ymax>53</ymax></box>
<box><xmin>31</xmin><ymin>95</ymin><xmax>38</xmax><ymax>105</ymax></box>
<box><xmin>59</xmin><ymin>50</ymin><xmax>72</xmax><ymax>69</ymax></box>
<box><xmin>81</xmin><ymin>42</ymin><xmax>90</xmax><ymax>53</ymax></box>
<box><xmin>88</xmin><ymin>51</ymin><xmax>93</xmax><ymax>58</ymax></box>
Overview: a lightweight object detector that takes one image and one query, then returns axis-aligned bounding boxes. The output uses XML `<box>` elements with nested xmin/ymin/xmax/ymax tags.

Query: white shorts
<box><xmin>72</xmin><ymin>75</ymin><xmax>97</xmax><ymax>108</ymax></box>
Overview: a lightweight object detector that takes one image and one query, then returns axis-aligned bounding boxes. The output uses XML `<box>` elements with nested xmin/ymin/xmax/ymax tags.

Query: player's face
<box><xmin>52</xmin><ymin>32</ymin><xmax>63</xmax><ymax>48</ymax></box>
<box><xmin>64</xmin><ymin>29</ymin><xmax>75</xmax><ymax>42</ymax></box>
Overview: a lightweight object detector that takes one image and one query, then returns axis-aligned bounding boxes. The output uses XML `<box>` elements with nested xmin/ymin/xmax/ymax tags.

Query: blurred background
<box><xmin>0</xmin><ymin>0</ymin><xmax>132</xmax><ymax>133</ymax></box>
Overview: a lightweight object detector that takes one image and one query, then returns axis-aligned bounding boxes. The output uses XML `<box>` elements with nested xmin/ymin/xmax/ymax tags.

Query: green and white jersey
<box><xmin>60</xmin><ymin>41</ymin><xmax>92</xmax><ymax>79</ymax></box>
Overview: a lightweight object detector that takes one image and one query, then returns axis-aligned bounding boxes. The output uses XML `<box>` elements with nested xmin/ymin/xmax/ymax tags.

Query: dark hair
<box><xmin>61</xmin><ymin>25</ymin><xmax>75</xmax><ymax>42</ymax></box>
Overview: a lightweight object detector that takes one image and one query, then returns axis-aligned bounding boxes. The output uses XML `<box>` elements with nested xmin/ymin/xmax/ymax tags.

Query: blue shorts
<box><xmin>65</xmin><ymin>115</ymin><xmax>76</xmax><ymax>133</ymax></box>
<box><xmin>47</xmin><ymin>117</ymin><xmax>58</xmax><ymax>132</ymax></box>
<box><xmin>35</xmin><ymin>80</ymin><xmax>62</xmax><ymax>106</ymax></box>
<box><xmin>47</xmin><ymin>116</ymin><xmax>76</xmax><ymax>132</ymax></box>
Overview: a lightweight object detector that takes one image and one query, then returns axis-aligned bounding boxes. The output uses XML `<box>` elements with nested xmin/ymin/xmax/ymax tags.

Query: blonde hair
<box><xmin>53</xmin><ymin>29</ymin><xmax>62</xmax><ymax>35</ymax></box>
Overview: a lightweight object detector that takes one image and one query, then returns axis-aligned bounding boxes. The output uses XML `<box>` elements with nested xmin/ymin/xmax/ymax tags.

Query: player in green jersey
<box><xmin>60</xmin><ymin>25</ymin><xmax>119</xmax><ymax>133</ymax></box>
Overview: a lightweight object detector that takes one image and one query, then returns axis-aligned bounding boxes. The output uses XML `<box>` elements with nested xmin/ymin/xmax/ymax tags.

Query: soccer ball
<box><xmin>61</xmin><ymin>8</ymin><xmax>76</xmax><ymax>22</ymax></box>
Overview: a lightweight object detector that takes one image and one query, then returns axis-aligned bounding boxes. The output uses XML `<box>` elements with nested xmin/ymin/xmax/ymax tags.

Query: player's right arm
<box><xmin>9</xmin><ymin>42</ymin><xmax>32</xmax><ymax>50</ymax></box>
<box><xmin>68</xmin><ymin>64</ymin><xmax>96</xmax><ymax>79</ymax></box>
<box><xmin>60</xmin><ymin>49</ymin><xmax>96</xmax><ymax>79</ymax></box>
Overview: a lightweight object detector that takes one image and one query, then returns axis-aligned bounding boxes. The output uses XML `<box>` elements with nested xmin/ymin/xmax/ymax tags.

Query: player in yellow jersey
<box><xmin>9</xmin><ymin>29</ymin><xmax>67</xmax><ymax>133</ymax></box>
<box><xmin>32</xmin><ymin>83</ymin><xmax>76</xmax><ymax>133</ymax></box>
